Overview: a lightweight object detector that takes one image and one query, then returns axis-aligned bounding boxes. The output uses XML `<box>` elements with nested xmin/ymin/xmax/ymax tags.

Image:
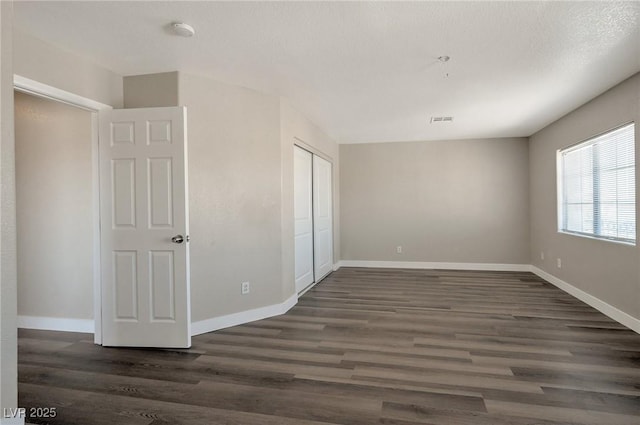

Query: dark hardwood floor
<box><xmin>18</xmin><ymin>268</ymin><xmax>640</xmax><ymax>424</ymax></box>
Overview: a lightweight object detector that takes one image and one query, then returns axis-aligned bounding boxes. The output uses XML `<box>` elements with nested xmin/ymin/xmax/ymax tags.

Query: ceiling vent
<box><xmin>430</xmin><ymin>116</ymin><xmax>454</xmax><ymax>123</ymax></box>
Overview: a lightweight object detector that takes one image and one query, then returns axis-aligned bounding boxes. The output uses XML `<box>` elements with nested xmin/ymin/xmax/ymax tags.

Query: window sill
<box><xmin>557</xmin><ymin>230</ymin><xmax>636</xmax><ymax>247</ymax></box>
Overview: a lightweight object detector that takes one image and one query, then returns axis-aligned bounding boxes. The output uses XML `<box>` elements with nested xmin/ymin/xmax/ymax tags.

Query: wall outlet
<box><xmin>557</xmin><ymin>258</ymin><xmax>562</xmax><ymax>268</ymax></box>
<box><xmin>241</xmin><ymin>281</ymin><xmax>250</xmax><ymax>295</ymax></box>
<box><xmin>396</xmin><ymin>246</ymin><xmax>402</xmax><ymax>254</ymax></box>
<box><xmin>540</xmin><ymin>251</ymin><xmax>544</xmax><ymax>260</ymax></box>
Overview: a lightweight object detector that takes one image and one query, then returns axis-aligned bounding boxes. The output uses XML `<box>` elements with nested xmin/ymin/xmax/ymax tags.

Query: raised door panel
<box><xmin>113</xmin><ymin>251</ymin><xmax>138</xmax><ymax>320</ymax></box>
<box><xmin>112</xmin><ymin>159</ymin><xmax>136</xmax><ymax>228</ymax></box>
<box><xmin>149</xmin><ymin>250</ymin><xmax>175</xmax><ymax>321</ymax></box>
<box><xmin>147</xmin><ymin>158</ymin><xmax>174</xmax><ymax>228</ymax></box>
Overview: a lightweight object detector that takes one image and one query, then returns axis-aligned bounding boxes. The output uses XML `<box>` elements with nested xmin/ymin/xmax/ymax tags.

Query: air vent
<box><xmin>430</xmin><ymin>116</ymin><xmax>454</xmax><ymax>123</ymax></box>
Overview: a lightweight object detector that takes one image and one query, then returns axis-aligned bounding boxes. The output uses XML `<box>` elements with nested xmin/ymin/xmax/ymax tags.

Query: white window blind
<box><xmin>558</xmin><ymin>122</ymin><xmax>635</xmax><ymax>244</ymax></box>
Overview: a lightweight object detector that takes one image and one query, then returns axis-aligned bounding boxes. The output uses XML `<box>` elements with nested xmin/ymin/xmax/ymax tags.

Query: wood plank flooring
<box><xmin>18</xmin><ymin>268</ymin><xmax>640</xmax><ymax>424</ymax></box>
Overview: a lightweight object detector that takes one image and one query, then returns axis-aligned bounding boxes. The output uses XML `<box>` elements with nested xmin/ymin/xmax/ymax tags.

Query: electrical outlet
<box><xmin>557</xmin><ymin>258</ymin><xmax>562</xmax><ymax>268</ymax></box>
<box><xmin>540</xmin><ymin>251</ymin><xmax>544</xmax><ymax>260</ymax></box>
<box><xmin>241</xmin><ymin>281</ymin><xmax>250</xmax><ymax>295</ymax></box>
<box><xmin>396</xmin><ymin>246</ymin><xmax>402</xmax><ymax>254</ymax></box>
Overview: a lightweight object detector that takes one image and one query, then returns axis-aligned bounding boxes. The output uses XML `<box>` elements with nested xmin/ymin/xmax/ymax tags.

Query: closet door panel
<box><xmin>294</xmin><ymin>146</ymin><xmax>314</xmax><ymax>292</ymax></box>
<box><xmin>313</xmin><ymin>155</ymin><xmax>333</xmax><ymax>282</ymax></box>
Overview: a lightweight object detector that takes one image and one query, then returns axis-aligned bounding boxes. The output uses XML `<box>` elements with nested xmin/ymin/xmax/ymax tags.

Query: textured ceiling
<box><xmin>13</xmin><ymin>1</ymin><xmax>640</xmax><ymax>144</ymax></box>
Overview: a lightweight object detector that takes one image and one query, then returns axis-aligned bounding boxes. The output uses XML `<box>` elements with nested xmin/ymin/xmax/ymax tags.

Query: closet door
<box><xmin>313</xmin><ymin>155</ymin><xmax>333</xmax><ymax>282</ymax></box>
<box><xmin>294</xmin><ymin>146</ymin><xmax>314</xmax><ymax>292</ymax></box>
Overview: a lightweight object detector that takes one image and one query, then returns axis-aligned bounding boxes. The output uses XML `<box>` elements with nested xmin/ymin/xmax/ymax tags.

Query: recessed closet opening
<box><xmin>293</xmin><ymin>144</ymin><xmax>334</xmax><ymax>294</ymax></box>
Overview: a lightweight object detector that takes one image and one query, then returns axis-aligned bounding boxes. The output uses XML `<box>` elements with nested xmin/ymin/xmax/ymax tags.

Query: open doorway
<box><xmin>14</xmin><ymin>90</ymin><xmax>95</xmax><ymax>334</ymax></box>
<box><xmin>13</xmin><ymin>75</ymin><xmax>112</xmax><ymax>345</ymax></box>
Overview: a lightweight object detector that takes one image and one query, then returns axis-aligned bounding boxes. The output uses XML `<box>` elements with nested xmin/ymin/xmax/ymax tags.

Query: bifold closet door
<box><xmin>294</xmin><ymin>146</ymin><xmax>314</xmax><ymax>293</ymax></box>
<box><xmin>313</xmin><ymin>155</ymin><xmax>333</xmax><ymax>282</ymax></box>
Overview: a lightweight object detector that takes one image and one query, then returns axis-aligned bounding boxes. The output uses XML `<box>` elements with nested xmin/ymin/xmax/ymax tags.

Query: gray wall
<box><xmin>124</xmin><ymin>71</ymin><xmax>179</xmax><ymax>108</ymax></box>
<box><xmin>179</xmin><ymin>72</ymin><xmax>285</xmax><ymax>321</ymax></box>
<box><xmin>529</xmin><ymin>72</ymin><xmax>640</xmax><ymax>321</ymax></box>
<box><xmin>15</xmin><ymin>91</ymin><xmax>94</xmax><ymax>320</ymax></box>
<box><xmin>340</xmin><ymin>138</ymin><xmax>530</xmax><ymax>264</ymax></box>
<box><xmin>1</xmin><ymin>0</ymin><xmax>18</xmax><ymax>412</ymax></box>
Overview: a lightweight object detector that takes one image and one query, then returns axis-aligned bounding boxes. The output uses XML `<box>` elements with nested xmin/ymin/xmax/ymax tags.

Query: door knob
<box><xmin>171</xmin><ymin>234</ymin><xmax>190</xmax><ymax>244</ymax></box>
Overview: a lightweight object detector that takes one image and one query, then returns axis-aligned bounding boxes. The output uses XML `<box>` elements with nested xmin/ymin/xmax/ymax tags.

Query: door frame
<box><xmin>13</xmin><ymin>75</ymin><xmax>112</xmax><ymax>345</ymax></box>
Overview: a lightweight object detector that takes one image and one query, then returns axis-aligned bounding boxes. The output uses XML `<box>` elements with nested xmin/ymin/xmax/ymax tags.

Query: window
<box><xmin>558</xmin><ymin>122</ymin><xmax>635</xmax><ymax>244</ymax></box>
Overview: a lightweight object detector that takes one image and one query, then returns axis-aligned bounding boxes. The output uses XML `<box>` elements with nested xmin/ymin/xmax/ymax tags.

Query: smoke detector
<box><xmin>172</xmin><ymin>22</ymin><xmax>196</xmax><ymax>37</ymax></box>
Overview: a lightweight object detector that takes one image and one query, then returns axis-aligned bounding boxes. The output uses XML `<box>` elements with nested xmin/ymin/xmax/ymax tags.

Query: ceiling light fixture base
<box><xmin>172</xmin><ymin>22</ymin><xmax>196</xmax><ymax>37</ymax></box>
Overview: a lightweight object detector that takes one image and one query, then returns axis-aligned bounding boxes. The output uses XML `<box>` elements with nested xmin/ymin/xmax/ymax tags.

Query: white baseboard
<box><xmin>338</xmin><ymin>260</ymin><xmax>530</xmax><ymax>272</ymax></box>
<box><xmin>18</xmin><ymin>295</ymin><xmax>300</xmax><ymax>338</ymax></box>
<box><xmin>191</xmin><ymin>293</ymin><xmax>298</xmax><ymax>336</ymax></box>
<box><xmin>333</xmin><ymin>262</ymin><xmax>341</xmax><ymax>271</ymax></box>
<box><xmin>17</xmin><ymin>316</ymin><xmax>94</xmax><ymax>333</ymax></box>
<box><xmin>530</xmin><ymin>266</ymin><xmax>640</xmax><ymax>334</ymax></box>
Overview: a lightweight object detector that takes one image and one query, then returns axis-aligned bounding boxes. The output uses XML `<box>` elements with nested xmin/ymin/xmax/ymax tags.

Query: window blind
<box><xmin>559</xmin><ymin>122</ymin><xmax>635</xmax><ymax>244</ymax></box>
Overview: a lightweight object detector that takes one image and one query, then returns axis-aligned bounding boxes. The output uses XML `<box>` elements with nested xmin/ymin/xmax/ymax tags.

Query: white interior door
<box><xmin>294</xmin><ymin>146</ymin><xmax>314</xmax><ymax>293</ymax></box>
<box><xmin>99</xmin><ymin>107</ymin><xmax>191</xmax><ymax>348</ymax></box>
<box><xmin>313</xmin><ymin>155</ymin><xmax>333</xmax><ymax>282</ymax></box>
